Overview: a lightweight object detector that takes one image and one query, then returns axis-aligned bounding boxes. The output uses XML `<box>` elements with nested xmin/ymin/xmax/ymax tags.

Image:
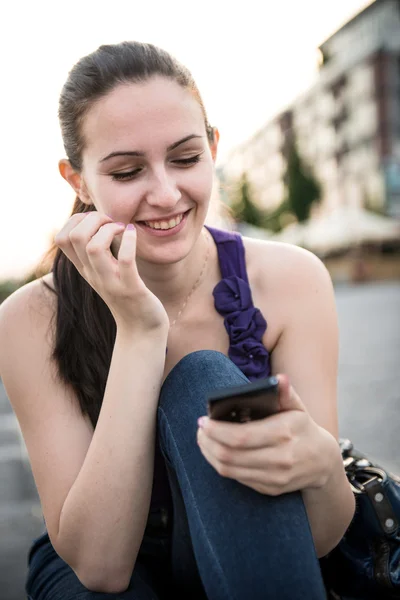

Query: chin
<box><xmin>137</xmin><ymin>237</ymin><xmax>194</xmax><ymax>266</ymax></box>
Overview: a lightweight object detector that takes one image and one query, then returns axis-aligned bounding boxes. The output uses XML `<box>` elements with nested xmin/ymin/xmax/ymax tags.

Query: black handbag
<box><xmin>321</xmin><ymin>439</ymin><xmax>400</xmax><ymax>599</ymax></box>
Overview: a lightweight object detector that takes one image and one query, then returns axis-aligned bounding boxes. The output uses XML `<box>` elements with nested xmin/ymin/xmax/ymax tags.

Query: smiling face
<box><xmin>67</xmin><ymin>76</ymin><xmax>216</xmax><ymax>264</ymax></box>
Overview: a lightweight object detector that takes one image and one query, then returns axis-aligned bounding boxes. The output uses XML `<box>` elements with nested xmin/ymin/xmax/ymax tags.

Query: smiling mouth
<box><xmin>137</xmin><ymin>210</ymin><xmax>190</xmax><ymax>231</ymax></box>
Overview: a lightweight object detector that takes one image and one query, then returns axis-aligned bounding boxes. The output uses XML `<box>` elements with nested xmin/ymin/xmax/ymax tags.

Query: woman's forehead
<box><xmin>82</xmin><ymin>77</ymin><xmax>205</xmax><ymax>158</ymax></box>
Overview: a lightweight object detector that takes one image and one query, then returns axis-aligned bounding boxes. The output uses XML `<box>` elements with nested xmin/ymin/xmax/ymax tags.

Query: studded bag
<box><xmin>321</xmin><ymin>439</ymin><xmax>400</xmax><ymax>599</ymax></box>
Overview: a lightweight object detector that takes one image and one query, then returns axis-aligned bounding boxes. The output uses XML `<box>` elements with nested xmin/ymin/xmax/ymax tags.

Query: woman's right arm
<box><xmin>60</xmin><ymin>327</ymin><xmax>167</xmax><ymax>591</ymax></box>
<box><xmin>0</xmin><ymin>216</ymin><xmax>170</xmax><ymax>593</ymax></box>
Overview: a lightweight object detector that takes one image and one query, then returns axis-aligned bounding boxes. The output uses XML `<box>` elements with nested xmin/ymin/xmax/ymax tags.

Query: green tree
<box><xmin>230</xmin><ymin>173</ymin><xmax>265</xmax><ymax>228</ymax></box>
<box><xmin>261</xmin><ymin>200</ymin><xmax>295</xmax><ymax>234</ymax></box>
<box><xmin>285</xmin><ymin>141</ymin><xmax>322</xmax><ymax>222</ymax></box>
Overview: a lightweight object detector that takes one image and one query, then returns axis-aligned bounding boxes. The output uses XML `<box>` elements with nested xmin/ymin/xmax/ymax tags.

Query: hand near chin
<box><xmin>54</xmin><ymin>212</ymin><xmax>169</xmax><ymax>335</ymax></box>
<box><xmin>197</xmin><ymin>375</ymin><xmax>336</xmax><ymax>496</ymax></box>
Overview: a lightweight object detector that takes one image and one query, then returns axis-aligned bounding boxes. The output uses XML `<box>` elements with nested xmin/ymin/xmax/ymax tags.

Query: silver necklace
<box><xmin>169</xmin><ymin>229</ymin><xmax>210</xmax><ymax>329</ymax></box>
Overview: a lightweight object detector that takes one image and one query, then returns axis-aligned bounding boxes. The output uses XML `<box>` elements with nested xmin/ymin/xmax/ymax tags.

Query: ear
<box><xmin>209</xmin><ymin>127</ymin><xmax>220</xmax><ymax>163</ymax></box>
<box><xmin>58</xmin><ymin>159</ymin><xmax>93</xmax><ymax>206</ymax></box>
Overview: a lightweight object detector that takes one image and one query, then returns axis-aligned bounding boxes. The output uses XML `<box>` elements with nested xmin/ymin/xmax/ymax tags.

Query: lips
<box><xmin>143</xmin><ymin>212</ymin><xmax>184</xmax><ymax>230</ymax></box>
<box><xmin>134</xmin><ymin>209</ymin><xmax>191</xmax><ymax>237</ymax></box>
<box><xmin>136</xmin><ymin>209</ymin><xmax>190</xmax><ymax>224</ymax></box>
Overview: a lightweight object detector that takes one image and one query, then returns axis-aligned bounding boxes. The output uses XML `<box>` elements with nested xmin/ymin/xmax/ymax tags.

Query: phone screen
<box><xmin>207</xmin><ymin>376</ymin><xmax>280</xmax><ymax>422</ymax></box>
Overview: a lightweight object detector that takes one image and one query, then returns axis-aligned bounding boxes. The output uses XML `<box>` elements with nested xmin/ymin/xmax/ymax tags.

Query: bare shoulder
<box><xmin>0</xmin><ymin>272</ymin><xmax>55</xmax><ymax>320</ymax></box>
<box><xmin>241</xmin><ymin>237</ymin><xmax>336</xmax><ymax>352</ymax></box>
<box><xmin>242</xmin><ymin>236</ymin><xmax>333</xmax><ymax>296</ymax></box>
<box><xmin>242</xmin><ymin>236</ymin><xmax>339</xmax><ymax>434</ymax></box>
<box><xmin>0</xmin><ymin>271</ymin><xmax>58</xmax><ymax>403</ymax></box>
<box><xmin>0</xmin><ymin>272</ymin><xmax>56</xmax><ymax>346</ymax></box>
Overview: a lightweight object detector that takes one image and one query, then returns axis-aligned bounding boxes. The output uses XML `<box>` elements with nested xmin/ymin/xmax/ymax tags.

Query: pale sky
<box><xmin>0</xmin><ymin>0</ymin><xmax>372</xmax><ymax>279</ymax></box>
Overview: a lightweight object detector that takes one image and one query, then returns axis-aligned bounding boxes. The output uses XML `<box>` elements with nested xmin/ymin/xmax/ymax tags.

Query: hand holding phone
<box><xmin>207</xmin><ymin>376</ymin><xmax>280</xmax><ymax>423</ymax></box>
<box><xmin>202</xmin><ymin>376</ymin><xmax>327</xmax><ymax>497</ymax></box>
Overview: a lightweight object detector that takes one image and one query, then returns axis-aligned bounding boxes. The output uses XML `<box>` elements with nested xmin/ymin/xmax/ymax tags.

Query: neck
<box><xmin>136</xmin><ymin>227</ymin><xmax>210</xmax><ymax>311</ymax></box>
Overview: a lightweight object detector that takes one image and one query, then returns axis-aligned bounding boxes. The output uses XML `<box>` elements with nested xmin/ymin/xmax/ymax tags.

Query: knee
<box><xmin>162</xmin><ymin>350</ymin><xmax>247</xmax><ymax>392</ymax></box>
<box><xmin>158</xmin><ymin>350</ymin><xmax>248</xmax><ymax>420</ymax></box>
<box><xmin>171</xmin><ymin>349</ymin><xmax>229</xmax><ymax>374</ymax></box>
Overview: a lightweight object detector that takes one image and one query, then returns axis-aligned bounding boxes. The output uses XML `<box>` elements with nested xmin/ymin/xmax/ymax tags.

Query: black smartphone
<box><xmin>207</xmin><ymin>376</ymin><xmax>280</xmax><ymax>423</ymax></box>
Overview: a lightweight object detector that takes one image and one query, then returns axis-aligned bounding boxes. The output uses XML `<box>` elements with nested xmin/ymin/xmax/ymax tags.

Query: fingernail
<box><xmin>126</xmin><ymin>224</ymin><xmax>135</xmax><ymax>231</ymax></box>
<box><xmin>116</xmin><ymin>222</ymin><xmax>125</xmax><ymax>227</ymax></box>
<box><xmin>197</xmin><ymin>417</ymin><xmax>206</xmax><ymax>428</ymax></box>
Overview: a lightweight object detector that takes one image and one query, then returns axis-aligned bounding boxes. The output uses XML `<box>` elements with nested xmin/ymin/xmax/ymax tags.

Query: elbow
<box><xmin>75</xmin><ymin>568</ymin><xmax>132</xmax><ymax>594</ymax></box>
<box><xmin>315</xmin><ymin>492</ymin><xmax>356</xmax><ymax>559</ymax></box>
<box><xmin>53</xmin><ymin>527</ymin><xmax>138</xmax><ymax>593</ymax></box>
<box><xmin>315</xmin><ymin>528</ymin><xmax>348</xmax><ymax>558</ymax></box>
<box><xmin>70</xmin><ymin>554</ymin><xmax>136</xmax><ymax>595</ymax></box>
<box><xmin>315</xmin><ymin>537</ymin><xmax>343</xmax><ymax>559</ymax></box>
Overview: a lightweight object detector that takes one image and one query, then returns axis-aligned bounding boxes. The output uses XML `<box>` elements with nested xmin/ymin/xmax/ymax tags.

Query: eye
<box><xmin>111</xmin><ymin>168</ymin><xmax>143</xmax><ymax>182</ymax></box>
<box><xmin>172</xmin><ymin>153</ymin><xmax>203</xmax><ymax>167</ymax></box>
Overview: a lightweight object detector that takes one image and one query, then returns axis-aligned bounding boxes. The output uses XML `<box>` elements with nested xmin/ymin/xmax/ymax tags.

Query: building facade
<box><xmin>222</xmin><ymin>0</ymin><xmax>400</xmax><ymax>218</ymax></box>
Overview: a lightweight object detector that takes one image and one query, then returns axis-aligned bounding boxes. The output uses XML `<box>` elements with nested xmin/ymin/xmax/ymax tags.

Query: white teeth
<box><xmin>145</xmin><ymin>213</ymin><xmax>184</xmax><ymax>230</ymax></box>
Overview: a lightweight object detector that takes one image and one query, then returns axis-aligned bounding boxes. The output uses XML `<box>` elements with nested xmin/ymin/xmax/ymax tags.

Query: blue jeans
<box><xmin>26</xmin><ymin>351</ymin><xmax>327</xmax><ymax>599</ymax></box>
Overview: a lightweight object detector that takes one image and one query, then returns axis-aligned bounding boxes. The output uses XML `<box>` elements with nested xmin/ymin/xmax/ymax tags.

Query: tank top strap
<box><xmin>204</xmin><ymin>225</ymin><xmax>249</xmax><ymax>283</ymax></box>
<box><xmin>204</xmin><ymin>224</ymin><xmax>270</xmax><ymax>382</ymax></box>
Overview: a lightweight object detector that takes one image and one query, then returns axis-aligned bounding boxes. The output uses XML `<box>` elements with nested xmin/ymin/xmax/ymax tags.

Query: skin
<box><xmin>0</xmin><ymin>74</ymin><xmax>355</xmax><ymax>592</ymax></box>
<box><xmin>60</xmin><ymin>77</ymin><xmax>216</xmax><ymax>313</ymax></box>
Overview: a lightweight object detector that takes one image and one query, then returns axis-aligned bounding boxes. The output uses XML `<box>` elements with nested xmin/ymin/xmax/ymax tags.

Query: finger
<box><xmin>235</xmin><ymin>476</ymin><xmax>291</xmax><ymax>496</ymax></box>
<box><xmin>198</xmin><ymin>439</ymin><xmax>274</xmax><ymax>485</ymax></box>
<box><xmin>54</xmin><ymin>213</ymin><xmax>92</xmax><ymax>271</ymax></box>
<box><xmin>236</xmin><ymin>465</ymin><xmax>305</xmax><ymax>495</ymax></box>
<box><xmin>276</xmin><ymin>374</ymin><xmax>306</xmax><ymax>412</ymax></box>
<box><xmin>198</xmin><ymin>434</ymin><xmax>296</xmax><ymax>494</ymax></box>
<box><xmin>197</xmin><ymin>430</ymin><xmax>292</xmax><ymax>471</ymax></box>
<box><xmin>198</xmin><ymin>413</ymin><xmax>290</xmax><ymax>450</ymax></box>
<box><xmin>67</xmin><ymin>212</ymin><xmax>114</xmax><ymax>269</ymax></box>
<box><xmin>116</xmin><ymin>224</ymin><xmax>140</xmax><ymax>286</ymax></box>
<box><xmin>86</xmin><ymin>222</ymin><xmax>126</xmax><ymax>277</ymax></box>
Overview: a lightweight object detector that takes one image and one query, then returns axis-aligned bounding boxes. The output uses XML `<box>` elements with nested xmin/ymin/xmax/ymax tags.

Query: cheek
<box><xmin>184</xmin><ymin>162</ymin><xmax>214</xmax><ymax>202</ymax></box>
<box><xmin>93</xmin><ymin>179</ymin><xmax>141</xmax><ymax>219</ymax></box>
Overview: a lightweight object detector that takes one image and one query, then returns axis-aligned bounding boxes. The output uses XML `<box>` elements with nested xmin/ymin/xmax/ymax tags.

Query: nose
<box><xmin>145</xmin><ymin>167</ymin><xmax>182</xmax><ymax>209</ymax></box>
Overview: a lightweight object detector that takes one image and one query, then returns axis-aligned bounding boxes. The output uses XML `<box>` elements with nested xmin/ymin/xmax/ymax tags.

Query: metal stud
<box><xmin>385</xmin><ymin>518</ymin><xmax>395</xmax><ymax>530</ymax></box>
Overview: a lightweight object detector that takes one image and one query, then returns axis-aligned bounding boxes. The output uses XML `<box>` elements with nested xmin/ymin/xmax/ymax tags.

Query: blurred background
<box><xmin>1</xmin><ymin>0</ymin><xmax>399</xmax><ymax>598</ymax></box>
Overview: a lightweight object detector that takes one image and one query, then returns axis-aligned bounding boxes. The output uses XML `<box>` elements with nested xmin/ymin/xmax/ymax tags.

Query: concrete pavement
<box><xmin>0</xmin><ymin>281</ymin><xmax>399</xmax><ymax>600</ymax></box>
<box><xmin>0</xmin><ymin>385</ymin><xmax>43</xmax><ymax>600</ymax></box>
<box><xmin>336</xmin><ymin>282</ymin><xmax>400</xmax><ymax>475</ymax></box>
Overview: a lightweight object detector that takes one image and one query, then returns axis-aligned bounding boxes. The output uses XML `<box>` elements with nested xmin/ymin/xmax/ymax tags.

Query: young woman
<box><xmin>0</xmin><ymin>41</ymin><xmax>355</xmax><ymax>599</ymax></box>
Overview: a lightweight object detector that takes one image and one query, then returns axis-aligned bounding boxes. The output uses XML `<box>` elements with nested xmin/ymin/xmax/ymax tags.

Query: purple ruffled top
<box><xmin>208</xmin><ymin>226</ymin><xmax>271</xmax><ymax>380</ymax></box>
<box><xmin>151</xmin><ymin>226</ymin><xmax>271</xmax><ymax>514</ymax></box>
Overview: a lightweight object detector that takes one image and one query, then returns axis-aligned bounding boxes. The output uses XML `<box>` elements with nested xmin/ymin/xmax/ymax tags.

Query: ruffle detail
<box><xmin>212</xmin><ymin>275</ymin><xmax>270</xmax><ymax>380</ymax></box>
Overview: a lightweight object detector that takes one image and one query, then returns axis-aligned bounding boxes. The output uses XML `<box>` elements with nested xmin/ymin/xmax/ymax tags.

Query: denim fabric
<box><xmin>26</xmin><ymin>350</ymin><xmax>327</xmax><ymax>599</ymax></box>
<box><xmin>26</xmin><ymin>530</ymin><xmax>171</xmax><ymax>600</ymax></box>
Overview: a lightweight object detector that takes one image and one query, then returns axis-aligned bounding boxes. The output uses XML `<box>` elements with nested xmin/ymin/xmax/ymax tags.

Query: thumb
<box><xmin>117</xmin><ymin>224</ymin><xmax>140</xmax><ymax>282</ymax></box>
<box><xmin>276</xmin><ymin>374</ymin><xmax>306</xmax><ymax>412</ymax></box>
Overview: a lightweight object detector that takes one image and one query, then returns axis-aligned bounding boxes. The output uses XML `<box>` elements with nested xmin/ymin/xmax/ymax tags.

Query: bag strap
<box><xmin>364</xmin><ymin>477</ymin><xmax>398</xmax><ymax>535</ymax></box>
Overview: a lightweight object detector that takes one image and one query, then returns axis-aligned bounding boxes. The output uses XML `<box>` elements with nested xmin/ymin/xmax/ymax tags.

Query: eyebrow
<box><xmin>99</xmin><ymin>134</ymin><xmax>203</xmax><ymax>163</ymax></box>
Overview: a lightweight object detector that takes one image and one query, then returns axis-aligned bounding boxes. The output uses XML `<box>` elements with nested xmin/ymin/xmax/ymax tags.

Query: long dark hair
<box><xmin>42</xmin><ymin>41</ymin><xmax>214</xmax><ymax>428</ymax></box>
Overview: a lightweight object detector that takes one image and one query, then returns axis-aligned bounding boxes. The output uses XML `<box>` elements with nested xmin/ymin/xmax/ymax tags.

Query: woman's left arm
<box><xmin>268</xmin><ymin>248</ymin><xmax>355</xmax><ymax>557</ymax></box>
<box><xmin>271</xmin><ymin>250</ymin><xmax>355</xmax><ymax>556</ymax></box>
<box><xmin>197</xmin><ymin>246</ymin><xmax>355</xmax><ymax>558</ymax></box>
